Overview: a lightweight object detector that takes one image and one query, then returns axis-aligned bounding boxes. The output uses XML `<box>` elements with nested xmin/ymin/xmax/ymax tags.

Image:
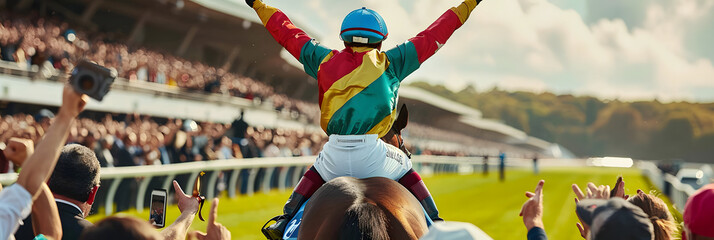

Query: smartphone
<box><xmin>150</xmin><ymin>189</ymin><xmax>168</xmax><ymax>228</ymax></box>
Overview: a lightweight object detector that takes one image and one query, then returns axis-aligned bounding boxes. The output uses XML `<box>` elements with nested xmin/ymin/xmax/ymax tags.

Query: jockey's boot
<box><xmin>398</xmin><ymin>168</ymin><xmax>444</xmax><ymax>221</ymax></box>
<box><xmin>262</xmin><ymin>166</ymin><xmax>325</xmax><ymax>240</ymax></box>
<box><xmin>261</xmin><ymin>192</ymin><xmax>307</xmax><ymax>239</ymax></box>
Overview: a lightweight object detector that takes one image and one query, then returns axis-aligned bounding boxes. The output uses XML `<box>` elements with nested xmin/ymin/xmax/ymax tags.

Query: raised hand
<box><xmin>190</xmin><ymin>198</ymin><xmax>231</xmax><ymax>240</ymax></box>
<box><xmin>4</xmin><ymin>138</ymin><xmax>34</xmax><ymax>166</ymax></box>
<box><xmin>173</xmin><ymin>180</ymin><xmax>200</xmax><ymax>215</ymax></box>
<box><xmin>58</xmin><ymin>84</ymin><xmax>88</xmax><ymax>119</ymax></box>
<box><xmin>610</xmin><ymin>176</ymin><xmax>630</xmax><ymax>199</ymax></box>
<box><xmin>519</xmin><ymin>180</ymin><xmax>545</xmax><ymax>231</ymax></box>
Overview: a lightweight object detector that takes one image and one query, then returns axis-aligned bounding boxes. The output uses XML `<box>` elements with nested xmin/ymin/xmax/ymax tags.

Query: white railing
<box><xmin>2</xmin><ymin>156</ymin><xmax>700</xmax><ymax>215</ymax></box>
<box><xmin>638</xmin><ymin>161</ymin><xmax>698</xmax><ymax>211</ymax></box>
<box><xmin>1</xmin><ymin>155</ymin><xmax>492</xmax><ymax>215</ymax></box>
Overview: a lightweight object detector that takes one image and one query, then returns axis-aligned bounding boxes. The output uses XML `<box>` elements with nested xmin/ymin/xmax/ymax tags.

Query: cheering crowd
<box><xmin>0</xmin><ymin>110</ymin><xmax>327</xmax><ymax>173</ymax></box>
<box><xmin>0</xmin><ymin>12</ymin><xmax>321</xmax><ymax>125</ymax></box>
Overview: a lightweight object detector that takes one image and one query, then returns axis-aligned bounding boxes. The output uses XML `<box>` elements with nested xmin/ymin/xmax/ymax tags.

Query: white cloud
<box><xmin>272</xmin><ymin>0</ymin><xmax>714</xmax><ymax>102</ymax></box>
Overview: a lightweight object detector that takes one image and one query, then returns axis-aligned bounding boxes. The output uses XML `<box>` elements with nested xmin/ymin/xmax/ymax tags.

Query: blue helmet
<box><xmin>340</xmin><ymin>7</ymin><xmax>388</xmax><ymax>44</ymax></box>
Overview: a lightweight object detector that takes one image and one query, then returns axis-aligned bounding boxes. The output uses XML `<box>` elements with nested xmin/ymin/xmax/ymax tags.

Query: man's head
<box><xmin>80</xmin><ymin>216</ymin><xmax>160</xmax><ymax>240</ymax></box>
<box><xmin>576</xmin><ymin>198</ymin><xmax>654</xmax><ymax>240</ymax></box>
<box><xmin>683</xmin><ymin>184</ymin><xmax>714</xmax><ymax>240</ymax></box>
<box><xmin>341</xmin><ymin>7</ymin><xmax>388</xmax><ymax>49</ymax></box>
<box><xmin>48</xmin><ymin>144</ymin><xmax>101</xmax><ymax>217</ymax></box>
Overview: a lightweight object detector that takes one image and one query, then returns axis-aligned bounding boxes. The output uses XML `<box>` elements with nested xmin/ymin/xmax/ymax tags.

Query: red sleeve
<box><xmin>409</xmin><ymin>9</ymin><xmax>465</xmax><ymax>64</ymax></box>
<box><xmin>252</xmin><ymin>1</ymin><xmax>313</xmax><ymax>60</ymax></box>
<box><xmin>263</xmin><ymin>10</ymin><xmax>313</xmax><ymax>60</ymax></box>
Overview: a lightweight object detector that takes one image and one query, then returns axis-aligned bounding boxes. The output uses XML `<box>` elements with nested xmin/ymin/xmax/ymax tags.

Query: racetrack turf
<box><xmin>86</xmin><ymin>167</ymin><xmax>681</xmax><ymax>239</ymax></box>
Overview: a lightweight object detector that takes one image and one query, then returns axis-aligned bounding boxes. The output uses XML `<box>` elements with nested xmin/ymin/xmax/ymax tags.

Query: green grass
<box><xmin>87</xmin><ymin>167</ymin><xmax>678</xmax><ymax>239</ymax></box>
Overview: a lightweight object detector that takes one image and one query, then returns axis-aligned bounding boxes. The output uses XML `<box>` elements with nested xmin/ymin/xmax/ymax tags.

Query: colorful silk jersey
<box><xmin>251</xmin><ymin>0</ymin><xmax>480</xmax><ymax>137</ymax></box>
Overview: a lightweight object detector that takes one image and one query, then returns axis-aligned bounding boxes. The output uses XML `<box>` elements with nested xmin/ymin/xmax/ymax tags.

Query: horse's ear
<box><xmin>393</xmin><ymin>104</ymin><xmax>408</xmax><ymax>131</ymax></box>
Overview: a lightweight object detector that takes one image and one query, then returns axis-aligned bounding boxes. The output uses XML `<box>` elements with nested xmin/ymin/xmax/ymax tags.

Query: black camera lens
<box><xmin>78</xmin><ymin>75</ymin><xmax>95</xmax><ymax>91</ymax></box>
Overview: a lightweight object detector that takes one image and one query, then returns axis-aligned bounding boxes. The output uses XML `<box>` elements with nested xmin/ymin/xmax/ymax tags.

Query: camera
<box><xmin>69</xmin><ymin>60</ymin><xmax>116</xmax><ymax>101</ymax></box>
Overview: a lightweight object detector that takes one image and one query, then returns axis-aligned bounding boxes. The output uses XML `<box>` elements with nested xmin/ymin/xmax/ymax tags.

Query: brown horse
<box><xmin>294</xmin><ymin>105</ymin><xmax>428</xmax><ymax>239</ymax></box>
<box><xmin>298</xmin><ymin>176</ymin><xmax>428</xmax><ymax>240</ymax></box>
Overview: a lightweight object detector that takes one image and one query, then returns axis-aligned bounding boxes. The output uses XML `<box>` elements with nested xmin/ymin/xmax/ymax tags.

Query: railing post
<box><xmin>247</xmin><ymin>168</ymin><xmax>258</xmax><ymax>196</ymax></box>
<box><xmin>228</xmin><ymin>168</ymin><xmax>242</xmax><ymax>198</ymax></box>
<box><xmin>206</xmin><ymin>171</ymin><xmax>221</xmax><ymax>199</ymax></box>
<box><xmin>262</xmin><ymin>167</ymin><xmax>276</xmax><ymax>193</ymax></box>
<box><xmin>161</xmin><ymin>173</ymin><xmax>177</xmax><ymax>194</ymax></box>
<box><xmin>136</xmin><ymin>176</ymin><xmax>153</xmax><ymax>213</ymax></box>
<box><xmin>278</xmin><ymin>167</ymin><xmax>288</xmax><ymax>191</ymax></box>
<box><xmin>105</xmin><ymin>177</ymin><xmax>123</xmax><ymax>216</ymax></box>
<box><xmin>291</xmin><ymin>166</ymin><xmax>303</xmax><ymax>188</ymax></box>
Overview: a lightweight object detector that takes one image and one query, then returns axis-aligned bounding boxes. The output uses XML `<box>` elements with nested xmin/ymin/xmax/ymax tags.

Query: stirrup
<box><xmin>261</xmin><ymin>215</ymin><xmax>288</xmax><ymax>240</ymax></box>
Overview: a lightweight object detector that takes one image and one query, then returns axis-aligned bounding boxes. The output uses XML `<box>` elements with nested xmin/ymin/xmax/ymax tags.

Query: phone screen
<box><xmin>150</xmin><ymin>189</ymin><xmax>167</xmax><ymax>228</ymax></box>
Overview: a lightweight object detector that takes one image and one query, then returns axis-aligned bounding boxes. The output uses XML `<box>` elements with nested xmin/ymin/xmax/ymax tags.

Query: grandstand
<box><xmin>0</xmin><ymin>0</ymin><xmax>564</xmax><ymax>158</ymax></box>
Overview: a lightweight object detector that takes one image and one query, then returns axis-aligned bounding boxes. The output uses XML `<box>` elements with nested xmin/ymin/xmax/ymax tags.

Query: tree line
<box><xmin>409</xmin><ymin>82</ymin><xmax>714</xmax><ymax>163</ymax></box>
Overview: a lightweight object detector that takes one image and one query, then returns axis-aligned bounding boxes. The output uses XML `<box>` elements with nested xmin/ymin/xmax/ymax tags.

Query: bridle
<box><xmin>382</xmin><ymin>125</ymin><xmax>412</xmax><ymax>159</ymax></box>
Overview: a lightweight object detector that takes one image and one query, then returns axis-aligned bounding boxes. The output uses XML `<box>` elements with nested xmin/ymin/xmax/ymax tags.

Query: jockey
<box><xmin>245</xmin><ymin>0</ymin><xmax>483</xmax><ymax>238</ymax></box>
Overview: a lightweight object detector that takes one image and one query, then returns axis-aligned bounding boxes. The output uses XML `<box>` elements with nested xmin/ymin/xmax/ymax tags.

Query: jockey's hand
<box><xmin>245</xmin><ymin>0</ymin><xmax>256</xmax><ymax>7</ymax></box>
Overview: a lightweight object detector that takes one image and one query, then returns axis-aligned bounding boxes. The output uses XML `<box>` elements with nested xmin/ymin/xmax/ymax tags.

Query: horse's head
<box><xmin>381</xmin><ymin>104</ymin><xmax>411</xmax><ymax>158</ymax></box>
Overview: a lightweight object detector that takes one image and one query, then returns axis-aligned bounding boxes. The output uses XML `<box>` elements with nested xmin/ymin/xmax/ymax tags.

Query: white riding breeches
<box><xmin>313</xmin><ymin>134</ymin><xmax>412</xmax><ymax>182</ymax></box>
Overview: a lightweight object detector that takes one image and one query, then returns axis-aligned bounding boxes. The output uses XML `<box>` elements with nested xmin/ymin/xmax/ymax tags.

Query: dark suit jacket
<box><xmin>14</xmin><ymin>201</ymin><xmax>94</xmax><ymax>240</ymax></box>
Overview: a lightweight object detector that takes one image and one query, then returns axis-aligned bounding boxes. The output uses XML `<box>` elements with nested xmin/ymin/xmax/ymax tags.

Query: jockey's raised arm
<box><xmin>386</xmin><ymin>0</ymin><xmax>482</xmax><ymax>81</ymax></box>
<box><xmin>247</xmin><ymin>0</ymin><xmax>332</xmax><ymax>79</ymax></box>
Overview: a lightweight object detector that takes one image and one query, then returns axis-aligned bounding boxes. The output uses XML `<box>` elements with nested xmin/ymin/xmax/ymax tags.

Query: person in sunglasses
<box><xmin>14</xmin><ymin>144</ymin><xmax>101</xmax><ymax>240</ymax></box>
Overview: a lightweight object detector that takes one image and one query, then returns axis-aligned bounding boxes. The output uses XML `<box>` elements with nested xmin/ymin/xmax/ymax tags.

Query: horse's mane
<box><xmin>302</xmin><ymin>177</ymin><xmax>426</xmax><ymax>240</ymax></box>
<box><xmin>338</xmin><ymin>200</ymin><xmax>389</xmax><ymax>240</ymax></box>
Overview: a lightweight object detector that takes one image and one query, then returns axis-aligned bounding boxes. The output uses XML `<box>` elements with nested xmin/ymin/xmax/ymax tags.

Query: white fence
<box><xmin>638</xmin><ymin>161</ymin><xmax>697</xmax><ymax>211</ymax></box>
<box><xmin>1</xmin><ymin>156</ymin><xmax>699</xmax><ymax>215</ymax></box>
<box><xmin>1</xmin><ymin>156</ymin><xmax>493</xmax><ymax>215</ymax></box>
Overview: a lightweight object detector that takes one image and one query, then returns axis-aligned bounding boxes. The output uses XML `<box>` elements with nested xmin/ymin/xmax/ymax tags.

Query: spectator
<box><xmin>574</xmin><ymin>178</ymin><xmax>677</xmax><ymax>240</ymax></box>
<box><xmin>575</xmin><ymin>198</ymin><xmax>654</xmax><ymax>240</ymax></box>
<box><xmin>628</xmin><ymin>190</ymin><xmax>677</xmax><ymax>240</ymax></box>
<box><xmin>682</xmin><ymin>183</ymin><xmax>714</xmax><ymax>240</ymax></box>
<box><xmin>499</xmin><ymin>151</ymin><xmax>506</xmax><ymax>182</ymax></box>
<box><xmin>0</xmin><ymin>84</ymin><xmax>86</xmax><ymax>239</ymax></box>
<box><xmin>519</xmin><ymin>180</ymin><xmax>546</xmax><ymax>240</ymax></box>
<box><xmin>15</xmin><ymin>144</ymin><xmax>101</xmax><ymax>240</ymax></box>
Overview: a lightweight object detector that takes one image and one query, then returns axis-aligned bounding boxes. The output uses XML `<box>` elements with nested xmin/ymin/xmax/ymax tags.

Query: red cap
<box><xmin>683</xmin><ymin>183</ymin><xmax>714</xmax><ymax>237</ymax></box>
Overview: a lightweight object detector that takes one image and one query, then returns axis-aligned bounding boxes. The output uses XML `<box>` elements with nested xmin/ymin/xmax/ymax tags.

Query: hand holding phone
<box><xmin>150</xmin><ymin>189</ymin><xmax>168</xmax><ymax>228</ymax></box>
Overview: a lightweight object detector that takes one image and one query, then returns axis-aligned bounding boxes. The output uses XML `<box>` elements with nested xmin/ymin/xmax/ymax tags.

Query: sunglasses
<box><xmin>193</xmin><ymin>171</ymin><xmax>207</xmax><ymax>221</ymax></box>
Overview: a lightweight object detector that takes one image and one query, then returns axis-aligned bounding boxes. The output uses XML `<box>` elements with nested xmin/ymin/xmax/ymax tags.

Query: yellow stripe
<box><xmin>253</xmin><ymin>0</ymin><xmax>278</xmax><ymax>26</ymax></box>
<box><xmin>319</xmin><ymin>51</ymin><xmax>335</xmax><ymax>66</ymax></box>
<box><xmin>367</xmin><ymin>108</ymin><xmax>397</xmax><ymax>137</ymax></box>
<box><xmin>320</xmin><ymin>50</ymin><xmax>388</xmax><ymax>131</ymax></box>
<box><xmin>452</xmin><ymin>0</ymin><xmax>479</xmax><ymax>24</ymax></box>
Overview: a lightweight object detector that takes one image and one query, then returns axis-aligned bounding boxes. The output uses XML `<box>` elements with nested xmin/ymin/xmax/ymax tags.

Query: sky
<box><xmin>243</xmin><ymin>0</ymin><xmax>714</xmax><ymax>102</ymax></box>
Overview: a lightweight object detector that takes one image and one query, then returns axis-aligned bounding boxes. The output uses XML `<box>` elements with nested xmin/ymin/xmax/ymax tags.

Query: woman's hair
<box><xmin>79</xmin><ymin>216</ymin><xmax>161</xmax><ymax>240</ymax></box>
<box><xmin>628</xmin><ymin>191</ymin><xmax>678</xmax><ymax>240</ymax></box>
